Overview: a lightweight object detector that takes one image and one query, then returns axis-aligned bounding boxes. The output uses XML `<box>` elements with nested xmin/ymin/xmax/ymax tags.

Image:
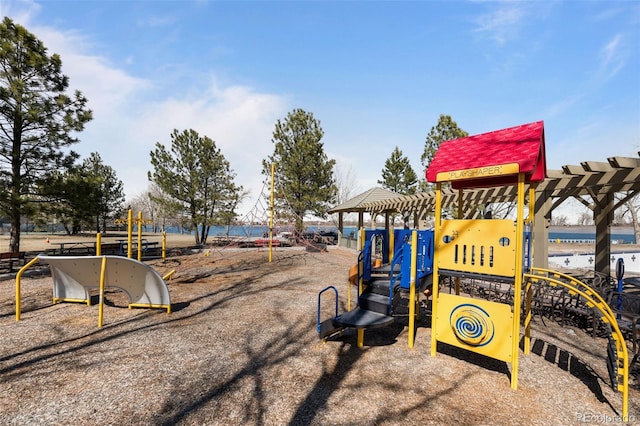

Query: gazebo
<box><xmin>327</xmin><ymin>187</ymin><xmax>401</xmax><ymax>247</ymax></box>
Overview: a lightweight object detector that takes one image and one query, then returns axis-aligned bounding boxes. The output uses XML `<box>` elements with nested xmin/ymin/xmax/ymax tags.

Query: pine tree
<box><xmin>262</xmin><ymin>108</ymin><xmax>337</xmax><ymax>236</ymax></box>
<box><xmin>0</xmin><ymin>17</ymin><xmax>92</xmax><ymax>251</ymax></box>
<box><xmin>149</xmin><ymin>129</ymin><xmax>242</xmax><ymax>245</ymax></box>
<box><xmin>419</xmin><ymin>114</ymin><xmax>468</xmax><ymax>192</ymax></box>
<box><xmin>378</xmin><ymin>146</ymin><xmax>418</xmax><ymax>195</ymax></box>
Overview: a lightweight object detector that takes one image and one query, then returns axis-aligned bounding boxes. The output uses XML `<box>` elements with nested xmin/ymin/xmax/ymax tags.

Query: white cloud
<box><xmin>0</xmin><ymin>0</ymin><xmax>40</xmax><ymax>24</ymax></box>
<box><xmin>136</xmin><ymin>15</ymin><xmax>176</xmax><ymax>28</ymax></box>
<box><xmin>598</xmin><ymin>34</ymin><xmax>626</xmax><ymax>79</ymax></box>
<box><xmin>543</xmin><ymin>94</ymin><xmax>585</xmax><ymax>119</ymax></box>
<box><xmin>125</xmin><ymin>81</ymin><xmax>289</xmax><ymax>213</ymax></box>
<box><xmin>4</xmin><ymin>3</ymin><xmax>290</xmax><ymax>217</ymax></box>
<box><xmin>473</xmin><ymin>2</ymin><xmax>527</xmax><ymax>46</ymax></box>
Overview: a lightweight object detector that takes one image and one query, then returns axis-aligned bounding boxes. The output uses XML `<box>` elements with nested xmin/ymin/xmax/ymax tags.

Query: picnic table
<box><xmin>48</xmin><ymin>241</ymin><xmax>95</xmax><ymax>256</ymax></box>
<box><xmin>0</xmin><ymin>251</ymin><xmax>26</xmax><ymax>272</ymax></box>
<box><xmin>117</xmin><ymin>239</ymin><xmax>159</xmax><ymax>250</ymax></box>
<box><xmin>117</xmin><ymin>239</ymin><xmax>161</xmax><ymax>257</ymax></box>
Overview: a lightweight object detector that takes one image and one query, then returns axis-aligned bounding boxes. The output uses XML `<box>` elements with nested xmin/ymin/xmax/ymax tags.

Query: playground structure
<box><xmin>317</xmin><ymin>121</ymin><xmax>632</xmax><ymax>421</ymax></box>
<box><xmin>15</xmin><ymin>209</ymin><xmax>173</xmax><ymax>327</ymax></box>
<box><xmin>318</xmin><ymin>228</ymin><xmax>433</xmax><ymax>348</ymax></box>
<box><xmin>113</xmin><ymin>209</ymin><xmax>166</xmax><ymax>261</ymax></box>
<box><xmin>16</xmin><ymin>254</ymin><xmax>172</xmax><ymax>327</ymax></box>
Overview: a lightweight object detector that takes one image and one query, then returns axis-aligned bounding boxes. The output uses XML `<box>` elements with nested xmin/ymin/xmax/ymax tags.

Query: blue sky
<box><xmin>1</xmin><ymin>0</ymin><xmax>639</xmax><ymax>220</ymax></box>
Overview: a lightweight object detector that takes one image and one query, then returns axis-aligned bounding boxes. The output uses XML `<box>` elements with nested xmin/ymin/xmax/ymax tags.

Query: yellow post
<box><xmin>347</xmin><ymin>277</ymin><xmax>352</xmax><ymax>311</ymax></box>
<box><xmin>431</xmin><ymin>183</ymin><xmax>442</xmax><ymax>357</ymax></box>
<box><xmin>408</xmin><ymin>230</ymin><xmax>418</xmax><ymax>348</ymax></box>
<box><xmin>162</xmin><ymin>231</ymin><xmax>167</xmax><ymax>261</ymax></box>
<box><xmin>15</xmin><ymin>257</ymin><xmax>40</xmax><ymax>321</ymax></box>
<box><xmin>269</xmin><ymin>163</ymin><xmax>275</xmax><ymax>262</ymax></box>
<box><xmin>523</xmin><ymin>183</ymin><xmax>536</xmax><ymax>355</ymax></box>
<box><xmin>357</xmin><ymin>227</ymin><xmax>366</xmax><ymax>348</ymax></box>
<box><xmin>455</xmin><ymin>188</ymin><xmax>463</xmax><ymax>295</ymax></box>
<box><xmin>127</xmin><ymin>209</ymin><xmax>133</xmax><ymax>258</ymax></box>
<box><xmin>96</xmin><ymin>232</ymin><xmax>102</xmax><ymax>256</ymax></box>
<box><xmin>511</xmin><ymin>173</ymin><xmax>526</xmax><ymax>390</ymax></box>
<box><xmin>388</xmin><ymin>225</ymin><xmax>394</xmax><ymax>263</ymax></box>
<box><xmin>358</xmin><ymin>227</ymin><xmax>365</xmax><ymax>297</ymax></box>
<box><xmin>524</xmin><ymin>278</ymin><xmax>532</xmax><ymax>355</ymax></box>
<box><xmin>98</xmin><ymin>256</ymin><xmax>107</xmax><ymax>327</ymax></box>
<box><xmin>137</xmin><ymin>211</ymin><xmax>143</xmax><ymax>261</ymax></box>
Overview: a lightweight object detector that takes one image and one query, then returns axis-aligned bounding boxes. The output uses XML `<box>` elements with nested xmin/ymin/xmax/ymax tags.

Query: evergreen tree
<box><xmin>39</xmin><ymin>165</ymin><xmax>97</xmax><ymax>234</ymax></box>
<box><xmin>378</xmin><ymin>146</ymin><xmax>418</xmax><ymax>195</ymax></box>
<box><xmin>82</xmin><ymin>153</ymin><xmax>125</xmax><ymax>233</ymax></box>
<box><xmin>148</xmin><ymin>129</ymin><xmax>242</xmax><ymax>245</ymax></box>
<box><xmin>38</xmin><ymin>153</ymin><xmax>124</xmax><ymax>234</ymax></box>
<box><xmin>262</xmin><ymin>108</ymin><xmax>337</xmax><ymax>237</ymax></box>
<box><xmin>0</xmin><ymin>17</ymin><xmax>92</xmax><ymax>251</ymax></box>
<box><xmin>419</xmin><ymin>114</ymin><xmax>468</xmax><ymax>191</ymax></box>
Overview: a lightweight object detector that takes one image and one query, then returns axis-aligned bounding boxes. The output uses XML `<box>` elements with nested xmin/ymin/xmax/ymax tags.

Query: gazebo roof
<box><xmin>426</xmin><ymin>121</ymin><xmax>547</xmax><ymax>189</ymax></box>
<box><xmin>327</xmin><ymin>187</ymin><xmax>400</xmax><ymax>214</ymax></box>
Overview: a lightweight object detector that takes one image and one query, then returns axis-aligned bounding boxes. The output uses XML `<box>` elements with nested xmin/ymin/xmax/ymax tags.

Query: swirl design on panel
<box><xmin>449</xmin><ymin>303</ymin><xmax>495</xmax><ymax>347</ymax></box>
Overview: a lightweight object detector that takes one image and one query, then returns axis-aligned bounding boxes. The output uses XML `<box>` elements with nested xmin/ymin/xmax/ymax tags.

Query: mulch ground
<box><xmin>0</xmin><ymin>246</ymin><xmax>638</xmax><ymax>425</ymax></box>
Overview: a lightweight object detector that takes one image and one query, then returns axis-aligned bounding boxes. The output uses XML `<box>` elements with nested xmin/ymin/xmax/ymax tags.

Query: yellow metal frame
<box><xmin>431</xmin><ymin>174</ymin><xmax>527</xmax><ymax>391</ymax></box>
<box><xmin>429</xmin><ymin>171</ymin><xmax>630</xmax><ymax>420</ymax></box>
<box><xmin>269</xmin><ymin>163</ymin><xmax>275</xmax><ymax>262</ymax></box>
<box><xmin>53</xmin><ymin>297</ymin><xmax>91</xmax><ymax>305</ymax></box>
<box><xmin>129</xmin><ymin>303</ymin><xmax>172</xmax><ymax>313</ymax></box>
<box><xmin>408</xmin><ymin>230</ymin><xmax>418</xmax><ymax>349</ymax></box>
<box><xmin>116</xmin><ymin>209</ymin><xmax>159</xmax><ymax>260</ymax></box>
<box><xmin>525</xmin><ymin>269</ymin><xmax>629</xmax><ymax>418</ymax></box>
<box><xmin>357</xmin><ymin>227</ymin><xmax>365</xmax><ymax>347</ymax></box>
<box><xmin>15</xmin><ymin>255</ymin><xmax>172</xmax><ymax>328</ymax></box>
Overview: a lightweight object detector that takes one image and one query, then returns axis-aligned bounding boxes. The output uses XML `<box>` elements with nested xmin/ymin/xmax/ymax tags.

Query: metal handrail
<box><xmin>317</xmin><ymin>286</ymin><xmax>339</xmax><ymax>333</ymax></box>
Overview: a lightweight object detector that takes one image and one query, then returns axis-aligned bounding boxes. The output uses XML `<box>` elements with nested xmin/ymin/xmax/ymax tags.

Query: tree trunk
<box><xmin>192</xmin><ymin>220</ymin><xmax>200</xmax><ymax>245</ymax></box>
<box><xmin>200</xmin><ymin>224</ymin><xmax>209</xmax><ymax>245</ymax></box>
<box><xmin>10</xmin><ymin>116</ymin><xmax>22</xmax><ymax>253</ymax></box>
<box><xmin>626</xmin><ymin>200</ymin><xmax>640</xmax><ymax>244</ymax></box>
<box><xmin>9</xmin><ymin>212</ymin><xmax>20</xmax><ymax>253</ymax></box>
<box><xmin>294</xmin><ymin>216</ymin><xmax>304</xmax><ymax>243</ymax></box>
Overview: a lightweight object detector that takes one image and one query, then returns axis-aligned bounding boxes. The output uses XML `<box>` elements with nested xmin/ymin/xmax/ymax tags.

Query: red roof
<box><xmin>425</xmin><ymin>121</ymin><xmax>546</xmax><ymax>189</ymax></box>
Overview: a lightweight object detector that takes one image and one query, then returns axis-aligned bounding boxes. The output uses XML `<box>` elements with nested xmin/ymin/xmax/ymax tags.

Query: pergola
<box><xmin>327</xmin><ymin>187</ymin><xmax>401</xmax><ymax>245</ymax></box>
<box><xmin>359</xmin><ymin>153</ymin><xmax>640</xmax><ymax>275</ymax></box>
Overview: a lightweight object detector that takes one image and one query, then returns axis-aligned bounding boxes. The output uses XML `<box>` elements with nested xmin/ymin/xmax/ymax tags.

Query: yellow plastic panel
<box><xmin>436</xmin><ymin>219</ymin><xmax>517</xmax><ymax>277</ymax></box>
<box><xmin>435</xmin><ymin>163</ymin><xmax>519</xmax><ymax>182</ymax></box>
<box><xmin>436</xmin><ymin>293</ymin><xmax>513</xmax><ymax>362</ymax></box>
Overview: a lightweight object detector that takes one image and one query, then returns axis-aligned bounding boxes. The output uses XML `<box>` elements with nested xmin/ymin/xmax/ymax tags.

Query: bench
<box><xmin>255</xmin><ymin>239</ymin><xmax>280</xmax><ymax>249</ymax></box>
<box><xmin>119</xmin><ymin>241</ymin><xmax>161</xmax><ymax>258</ymax></box>
<box><xmin>99</xmin><ymin>242</ymin><xmax>124</xmax><ymax>255</ymax></box>
<box><xmin>0</xmin><ymin>251</ymin><xmax>26</xmax><ymax>272</ymax></box>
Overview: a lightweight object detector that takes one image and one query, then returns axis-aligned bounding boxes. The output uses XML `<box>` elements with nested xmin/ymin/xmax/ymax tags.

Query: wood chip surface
<box><xmin>1</xmin><ymin>246</ymin><xmax>638</xmax><ymax>425</ymax></box>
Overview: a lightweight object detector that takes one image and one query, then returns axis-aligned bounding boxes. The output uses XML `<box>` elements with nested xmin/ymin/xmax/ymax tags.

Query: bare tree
<box><xmin>550</xmin><ymin>214</ymin><xmax>569</xmax><ymax>226</ymax></box>
<box><xmin>617</xmin><ymin>192</ymin><xmax>640</xmax><ymax>243</ymax></box>
<box><xmin>576</xmin><ymin>212</ymin><xmax>593</xmax><ymax>226</ymax></box>
<box><xmin>334</xmin><ymin>161</ymin><xmax>359</xmax><ymax>205</ymax></box>
<box><xmin>331</xmin><ymin>161</ymin><xmax>360</xmax><ymax>226</ymax></box>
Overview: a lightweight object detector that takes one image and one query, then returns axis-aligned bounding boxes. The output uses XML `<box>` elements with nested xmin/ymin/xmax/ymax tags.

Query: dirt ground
<box><xmin>0</xmin><ymin>242</ymin><xmax>639</xmax><ymax>425</ymax></box>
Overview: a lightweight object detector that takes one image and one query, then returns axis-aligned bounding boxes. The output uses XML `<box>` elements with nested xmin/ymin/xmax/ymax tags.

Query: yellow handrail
<box><xmin>97</xmin><ymin>256</ymin><xmax>108</xmax><ymax>327</ymax></box>
<box><xmin>15</xmin><ymin>256</ymin><xmax>41</xmax><ymax>321</ymax></box>
<box><xmin>524</xmin><ymin>271</ymin><xmax>629</xmax><ymax>420</ymax></box>
<box><xmin>408</xmin><ymin>230</ymin><xmax>417</xmax><ymax>349</ymax></box>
